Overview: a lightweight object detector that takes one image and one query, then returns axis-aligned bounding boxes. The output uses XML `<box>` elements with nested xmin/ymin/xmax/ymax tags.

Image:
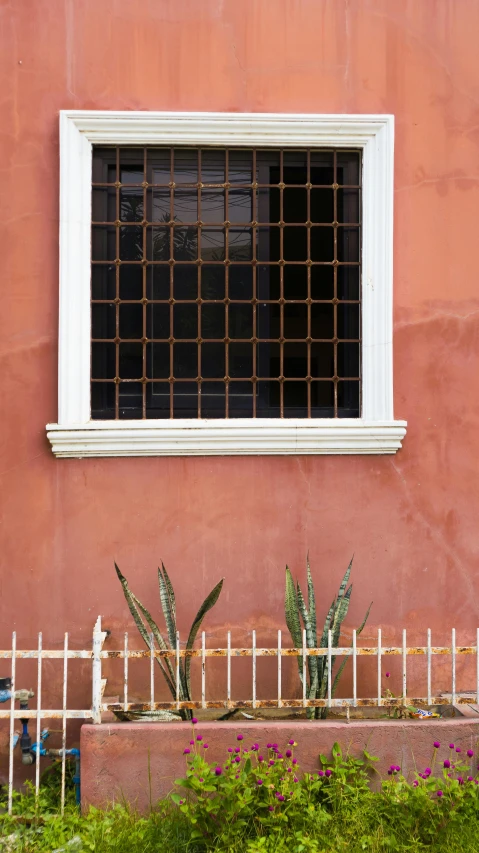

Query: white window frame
<box><xmin>47</xmin><ymin>110</ymin><xmax>406</xmax><ymax>457</ymax></box>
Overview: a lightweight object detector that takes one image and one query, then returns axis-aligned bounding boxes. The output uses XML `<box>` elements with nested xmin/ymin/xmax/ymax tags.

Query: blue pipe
<box><xmin>3</xmin><ymin>680</ymin><xmax>81</xmax><ymax>806</ymax></box>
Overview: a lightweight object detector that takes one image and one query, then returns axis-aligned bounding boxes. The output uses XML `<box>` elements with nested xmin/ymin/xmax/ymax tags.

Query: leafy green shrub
<box><xmin>172</xmin><ymin>725</ymin><xmax>479</xmax><ymax>851</ymax></box>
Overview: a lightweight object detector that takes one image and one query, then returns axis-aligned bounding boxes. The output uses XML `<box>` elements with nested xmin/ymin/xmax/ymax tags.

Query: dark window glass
<box><xmin>91</xmin><ymin>146</ymin><xmax>361</xmax><ymax>419</ymax></box>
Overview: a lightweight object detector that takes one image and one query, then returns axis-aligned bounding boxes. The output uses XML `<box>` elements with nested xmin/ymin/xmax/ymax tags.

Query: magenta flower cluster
<box><xmin>179</xmin><ymin>727</ymin><xmax>479</xmax><ymax>818</ymax></box>
<box><xmin>410</xmin><ymin>740</ymin><xmax>479</xmax><ymax>792</ymax></box>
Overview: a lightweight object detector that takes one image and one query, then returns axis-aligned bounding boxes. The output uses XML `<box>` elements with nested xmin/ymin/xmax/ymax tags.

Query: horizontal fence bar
<box><xmin>0</xmin><ymin>645</ymin><xmax>477</xmax><ymax>659</ymax></box>
<box><xmin>104</xmin><ymin>694</ymin><xmax>479</xmax><ymax>712</ymax></box>
<box><xmin>0</xmin><ymin>650</ymin><xmax>93</xmax><ymax>659</ymax></box>
<box><xmin>0</xmin><ymin>710</ymin><xmax>93</xmax><ymax>719</ymax></box>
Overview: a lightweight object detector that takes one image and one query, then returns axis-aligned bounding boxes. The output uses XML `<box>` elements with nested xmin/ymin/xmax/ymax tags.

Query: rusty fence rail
<box><xmin>1</xmin><ymin>617</ymin><xmax>479</xmax><ymax>814</ymax></box>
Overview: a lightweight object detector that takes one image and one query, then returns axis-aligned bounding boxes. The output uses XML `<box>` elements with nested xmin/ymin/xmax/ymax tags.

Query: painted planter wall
<box><xmin>81</xmin><ymin>720</ymin><xmax>479</xmax><ymax>811</ymax></box>
<box><xmin>1</xmin><ymin>0</ymin><xmax>479</xmax><ymax>777</ymax></box>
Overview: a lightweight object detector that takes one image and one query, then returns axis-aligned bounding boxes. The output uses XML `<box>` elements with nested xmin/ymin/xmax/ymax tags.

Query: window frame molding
<box><xmin>47</xmin><ymin>110</ymin><xmax>406</xmax><ymax>457</ymax></box>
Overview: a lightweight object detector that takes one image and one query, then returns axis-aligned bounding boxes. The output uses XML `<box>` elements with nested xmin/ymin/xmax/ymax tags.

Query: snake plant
<box><xmin>115</xmin><ymin>562</ymin><xmax>223</xmax><ymax>720</ymax></box>
<box><xmin>285</xmin><ymin>555</ymin><xmax>372</xmax><ymax>719</ymax></box>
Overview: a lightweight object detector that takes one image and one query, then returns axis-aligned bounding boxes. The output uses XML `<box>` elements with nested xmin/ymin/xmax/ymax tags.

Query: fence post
<box><xmin>92</xmin><ymin>616</ymin><xmax>107</xmax><ymax>724</ymax></box>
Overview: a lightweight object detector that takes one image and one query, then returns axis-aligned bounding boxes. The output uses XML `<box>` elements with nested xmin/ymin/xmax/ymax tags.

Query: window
<box><xmin>47</xmin><ymin>111</ymin><xmax>406</xmax><ymax>456</ymax></box>
<box><xmin>91</xmin><ymin>146</ymin><xmax>361</xmax><ymax>421</ymax></box>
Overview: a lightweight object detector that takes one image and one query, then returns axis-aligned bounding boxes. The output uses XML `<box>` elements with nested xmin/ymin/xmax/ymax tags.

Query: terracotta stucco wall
<box><xmin>1</xmin><ymin>0</ymin><xmax>479</xmax><ymax>731</ymax></box>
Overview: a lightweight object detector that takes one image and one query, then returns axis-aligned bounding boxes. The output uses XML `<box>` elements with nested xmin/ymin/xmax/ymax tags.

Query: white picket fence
<box><xmin>1</xmin><ymin>617</ymin><xmax>479</xmax><ymax>813</ymax></box>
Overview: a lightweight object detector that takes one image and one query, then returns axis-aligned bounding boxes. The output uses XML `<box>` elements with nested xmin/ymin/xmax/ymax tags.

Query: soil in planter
<box><xmin>108</xmin><ymin>704</ymin><xmax>459</xmax><ymax>723</ymax></box>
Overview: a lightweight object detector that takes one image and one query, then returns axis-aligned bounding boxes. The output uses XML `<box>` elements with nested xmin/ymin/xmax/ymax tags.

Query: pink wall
<box><xmin>1</xmin><ymin>0</ymin><xmax>479</xmax><ymax>737</ymax></box>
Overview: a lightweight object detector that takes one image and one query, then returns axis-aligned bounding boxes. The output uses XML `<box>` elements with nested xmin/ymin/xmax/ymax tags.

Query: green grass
<box><xmin>2</xmin><ymin>783</ymin><xmax>479</xmax><ymax>853</ymax></box>
<box><xmin>3</xmin><ymin>735</ymin><xmax>479</xmax><ymax>852</ymax></box>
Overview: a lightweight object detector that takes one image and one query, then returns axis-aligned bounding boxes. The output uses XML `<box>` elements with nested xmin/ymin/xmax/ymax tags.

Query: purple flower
<box><xmin>444</xmin><ymin>760</ymin><xmax>451</xmax><ymax>769</ymax></box>
<box><xmin>257</xmin><ymin>779</ymin><xmax>263</xmax><ymax>786</ymax></box>
<box><xmin>183</xmin><ymin>748</ymin><xmax>190</xmax><ymax>755</ymax></box>
<box><xmin>277</xmin><ymin>753</ymin><xmax>283</xmax><ymax>760</ymax></box>
<box><xmin>196</xmin><ymin>735</ymin><xmax>203</xmax><ymax>742</ymax></box>
<box><xmin>237</xmin><ymin>734</ymin><xmax>244</xmax><ymax>741</ymax></box>
<box><xmin>268</xmin><ymin>805</ymin><xmax>274</xmax><ymax>812</ymax></box>
<box><xmin>413</xmin><ymin>780</ymin><xmax>418</xmax><ymax>787</ymax></box>
<box><xmin>272</xmin><ymin>743</ymin><xmax>278</xmax><ymax>749</ymax></box>
<box><xmin>318</xmin><ymin>770</ymin><xmax>324</xmax><ymax>777</ymax></box>
<box><xmin>192</xmin><ymin>717</ymin><xmax>198</xmax><ymax>725</ymax></box>
<box><xmin>235</xmin><ymin>747</ymin><xmax>240</xmax><ymax>753</ymax></box>
<box><xmin>468</xmin><ymin>776</ymin><xmax>474</xmax><ymax>782</ymax></box>
<box><xmin>199</xmin><ymin>778</ymin><xmax>204</xmax><ymax>782</ymax></box>
<box><xmin>277</xmin><ymin>794</ymin><xmax>285</xmax><ymax>802</ymax></box>
<box><xmin>235</xmin><ymin>773</ymin><xmax>239</xmax><ymax>778</ymax></box>
<box><xmin>388</xmin><ymin>770</ymin><xmax>393</xmax><ymax>776</ymax></box>
<box><xmin>228</xmin><ymin>748</ymin><xmax>233</xmax><ymax>753</ymax></box>
<box><xmin>325</xmin><ymin>769</ymin><xmax>332</xmax><ymax>777</ymax></box>
<box><xmin>234</xmin><ymin>756</ymin><xmax>241</xmax><ymax>763</ymax></box>
<box><xmin>449</xmin><ymin>743</ymin><xmax>455</xmax><ymax>750</ymax></box>
<box><xmin>423</xmin><ymin>768</ymin><xmax>430</xmax><ymax>776</ymax></box>
<box><xmin>268</xmin><ymin>760</ymin><xmax>275</xmax><ymax>767</ymax></box>
<box><xmin>437</xmin><ymin>790</ymin><xmax>443</xmax><ymax>797</ymax></box>
<box><xmin>214</xmin><ymin>766</ymin><xmax>222</xmax><ymax>776</ymax></box>
<box><xmin>456</xmin><ymin>747</ymin><xmax>462</xmax><ymax>754</ymax></box>
<box><xmin>288</xmin><ymin>739</ymin><xmax>295</xmax><ymax>745</ymax></box>
<box><xmin>293</xmin><ymin>776</ymin><xmax>298</xmax><ymax>783</ymax></box>
<box><xmin>385</xmin><ymin>672</ymin><xmax>390</xmax><ymax>678</ymax></box>
<box><xmin>292</xmin><ymin>758</ymin><xmax>298</xmax><ymax>765</ymax></box>
<box><xmin>189</xmin><ymin>740</ymin><xmax>194</xmax><ymax>745</ymax></box>
<box><xmin>285</xmin><ymin>750</ymin><xmax>292</xmax><ymax>758</ymax></box>
<box><xmin>203</xmin><ymin>744</ymin><xmax>209</xmax><ymax>749</ymax></box>
<box><xmin>468</xmin><ymin>749</ymin><xmax>474</xmax><ymax>757</ymax></box>
<box><xmin>434</xmin><ymin>741</ymin><xmax>440</xmax><ymax>749</ymax></box>
<box><xmin>458</xmin><ymin>776</ymin><xmax>464</xmax><ymax>785</ymax></box>
<box><xmin>266</xmin><ymin>743</ymin><xmax>272</xmax><ymax>749</ymax></box>
<box><xmin>258</xmin><ymin>755</ymin><xmax>264</xmax><ymax>762</ymax></box>
<box><xmin>287</xmin><ymin>768</ymin><xmax>292</xmax><ymax>773</ymax></box>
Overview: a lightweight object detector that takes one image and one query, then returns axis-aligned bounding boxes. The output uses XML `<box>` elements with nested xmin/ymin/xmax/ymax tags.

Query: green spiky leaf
<box><xmin>297</xmin><ymin>581</ymin><xmax>318</xmax><ymax>688</ymax></box>
<box><xmin>338</xmin><ymin>556</ymin><xmax>354</xmax><ymax>601</ymax></box>
<box><xmin>306</xmin><ymin>553</ymin><xmax>317</xmax><ymax>645</ymax></box>
<box><xmin>285</xmin><ymin>566</ymin><xmax>303</xmax><ymax>681</ymax></box>
<box><xmin>115</xmin><ymin>563</ymin><xmax>177</xmax><ymax>698</ymax></box>
<box><xmin>161</xmin><ymin>563</ymin><xmax>176</xmax><ymax>624</ymax></box>
<box><xmin>356</xmin><ymin>600</ymin><xmax>373</xmax><ymax>638</ymax></box>
<box><xmin>331</xmin><ymin>600</ymin><xmax>373</xmax><ymax>699</ymax></box>
<box><xmin>185</xmin><ymin>579</ymin><xmax>224</xmax><ymax>698</ymax></box>
<box><xmin>158</xmin><ymin>565</ymin><xmax>177</xmax><ymax>651</ymax></box>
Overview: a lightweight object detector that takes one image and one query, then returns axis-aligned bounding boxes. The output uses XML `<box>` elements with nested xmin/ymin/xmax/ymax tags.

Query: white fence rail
<box><xmin>1</xmin><ymin>617</ymin><xmax>479</xmax><ymax>814</ymax></box>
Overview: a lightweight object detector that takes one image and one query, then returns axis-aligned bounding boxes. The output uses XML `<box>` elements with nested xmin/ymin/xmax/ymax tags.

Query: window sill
<box><xmin>46</xmin><ymin>419</ymin><xmax>407</xmax><ymax>458</ymax></box>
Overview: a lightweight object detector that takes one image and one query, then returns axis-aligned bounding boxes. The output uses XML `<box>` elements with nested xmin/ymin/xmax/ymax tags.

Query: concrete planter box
<box><xmin>81</xmin><ymin>719</ymin><xmax>479</xmax><ymax>812</ymax></box>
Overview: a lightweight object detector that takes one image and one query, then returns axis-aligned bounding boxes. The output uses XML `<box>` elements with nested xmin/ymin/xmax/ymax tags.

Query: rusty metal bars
<box><xmin>90</xmin><ymin>146</ymin><xmax>362</xmax><ymax>421</ymax></box>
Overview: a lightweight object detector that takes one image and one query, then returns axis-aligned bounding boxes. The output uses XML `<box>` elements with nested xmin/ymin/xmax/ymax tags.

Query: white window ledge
<box><xmin>46</xmin><ymin>419</ymin><xmax>407</xmax><ymax>457</ymax></box>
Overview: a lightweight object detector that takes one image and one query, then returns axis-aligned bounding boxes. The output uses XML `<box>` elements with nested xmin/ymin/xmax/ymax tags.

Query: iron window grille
<box><xmin>91</xmin><ymin>146</ymin><xmax>361</xmax><ymax>420</ymax></box>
